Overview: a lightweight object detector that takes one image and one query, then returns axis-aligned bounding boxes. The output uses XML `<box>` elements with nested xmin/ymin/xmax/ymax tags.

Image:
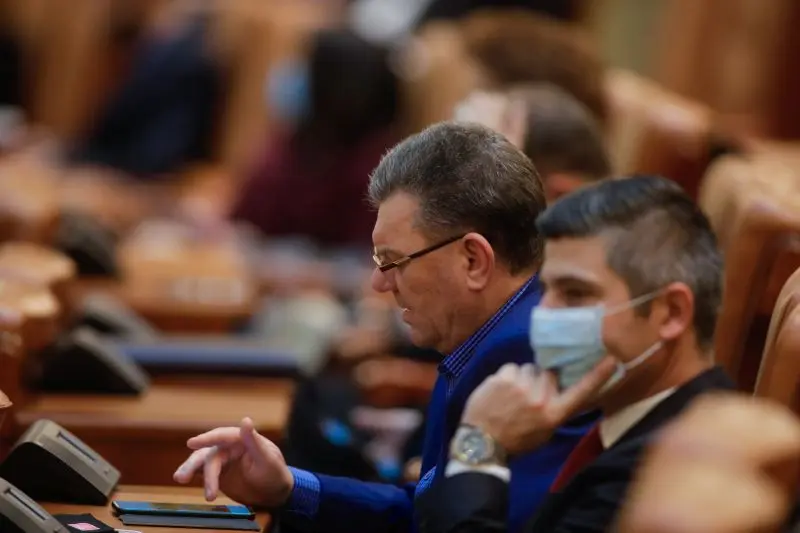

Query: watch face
<box><xmin>458</xmin><ymin>429</ymin><xmax>493</xmax><ymax>464</ymax></box>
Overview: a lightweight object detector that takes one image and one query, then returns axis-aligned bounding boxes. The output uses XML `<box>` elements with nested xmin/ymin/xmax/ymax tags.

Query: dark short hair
<box><xmin>536</xmin><ymin>176</ymin><xmax>723</xmax><ymax>348</ymax></box>
<box><xmin>510</xmin><ymin>83</ymin><xmax>611</xmax><ymax>181</ymax></box>
<box><xmin>303</xmin><ymin>28</ymin><xmax>399</xmax><ymax>145</ymax></box>
<box><xmin>460</xmin><ymin>9</ymin><xmax>608</xmax><ymax>126</ymax></box>
<box><xmin>368</xmin><ymin>121</ymin><xmax>546</xmax><ymax>274</ymax></box>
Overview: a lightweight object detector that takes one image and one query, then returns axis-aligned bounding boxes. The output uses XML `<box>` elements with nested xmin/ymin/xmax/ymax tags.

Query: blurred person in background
<box><xmin>67</xmin><ymin>3</ymin><xmax>223</xmax><ymax>178</ymax></box>
<box><xmin>458</xmin><ymin>9</ymin><xmax>608</xmax><ymax>126</ymax></box>
<box><xmin>455</xmin><ymin>83</ymin><xmax>611</xmax><ymax>202</ymax></box>
<box><xmin>227</xmin><ymin>27</ymin><xmax>400</xmax><ymax>250</ymax></box>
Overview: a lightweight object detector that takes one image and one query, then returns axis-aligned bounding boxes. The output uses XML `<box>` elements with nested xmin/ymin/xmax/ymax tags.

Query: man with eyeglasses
<box><xmin>173</xmin><ymin>122</ymin><xmax>597</xmax><ymax>533</ymax></box>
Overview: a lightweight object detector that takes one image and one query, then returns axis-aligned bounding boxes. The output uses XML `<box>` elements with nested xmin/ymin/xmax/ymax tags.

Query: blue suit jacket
<box><xmin>281</xmin><ymin>277</ymin><xmax>598</xmax><ymax>533</ymax></box>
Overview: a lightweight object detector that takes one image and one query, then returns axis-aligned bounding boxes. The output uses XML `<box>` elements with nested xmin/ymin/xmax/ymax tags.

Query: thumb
<box><xmin>239</xmin><ymin>417</ymin><xmax>268</xmax><ymax>464</ymax></box>
<box><xmin>553</xmin><ymin>357</ymin><xmax>617</xmax><ymax>419</ymax></box>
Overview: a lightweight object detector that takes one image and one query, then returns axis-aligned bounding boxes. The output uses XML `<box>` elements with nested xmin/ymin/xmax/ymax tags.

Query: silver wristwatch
<box><xmin>449</xmin><ymin>425</ymin><xmax>507</xmax><ymax>466</ymax></box>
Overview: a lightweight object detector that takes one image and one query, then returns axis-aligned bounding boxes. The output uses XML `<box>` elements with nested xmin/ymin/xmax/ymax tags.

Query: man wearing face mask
<box><xmin>415</xmin><ymin>175</ymin><xmax>734</xmax><ymax>533</ymax></box>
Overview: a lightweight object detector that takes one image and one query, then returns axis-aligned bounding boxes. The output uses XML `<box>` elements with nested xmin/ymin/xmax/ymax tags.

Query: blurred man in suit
<box><xmin>174</xmin><ymin>122</ymin><xmax>598</xmax><ymax>533</ymax></box>
<box><xmin>415</xmin><ymin>175</ymin><xmax>733</xmax><ymax>533</ymax></box>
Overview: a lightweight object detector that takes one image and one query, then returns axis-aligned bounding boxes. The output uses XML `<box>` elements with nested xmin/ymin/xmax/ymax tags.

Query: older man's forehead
<box><xmin>372</xmin><ymin>192</ymin><xmax>421</xmax><ymax>243</ymax></box>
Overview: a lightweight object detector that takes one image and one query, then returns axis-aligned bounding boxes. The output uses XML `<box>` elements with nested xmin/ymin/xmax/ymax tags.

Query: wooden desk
<box><xmin>42</xmin><ymin>485</ymin><xmax>270</xmax><ymax>533</ymax></box>
<box><xmin>11</xmin><ymin>379</ymin><xmax>294</xmax><ymax>485</ymax></box>
<box><xmin>69</xmin><ymin>278</ymin><xmax>257</xmax><ymax>333</ymax></box>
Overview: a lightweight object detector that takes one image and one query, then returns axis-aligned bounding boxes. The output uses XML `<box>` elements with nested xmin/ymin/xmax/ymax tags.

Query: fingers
<box><xmin>187</xmin><ymin>426</ymin><xmax>242</xmax><ymax>450</ymax></box>
<box><xmin>203</xmin><ymin>446</ymin><xmax>229</xmax><ymax>501</ymax></box>
<box><xmin>174</xmin><ymin>447</ymin><xmax>214</xmax><ymax>484</ymax></box>
<box><xmin>525</xmin><ymin>364</ymin><xmax>549</xmax><ymax>404</ymax></box>
<box><xmin>496</xmin><ymin>362</ymin><xmax>519</xmax><ymax>380</ymax></box>
<box><xmin>553</xmin><ymin>356</ymin><xmax>617</xmax><ymax>418</ymax></box>
<box><xmin>239</xmin><ymin>417</ymin><xmax>268</xmax><ymax>465</ymax></box>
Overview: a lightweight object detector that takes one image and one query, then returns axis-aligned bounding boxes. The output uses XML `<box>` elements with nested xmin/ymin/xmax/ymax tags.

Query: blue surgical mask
<box><xmin>265</xmin><ymin>60</ymin><xmax>310</xmax><ymax>123</ymax></box>
<box><xmin>530</xmin><ymin>291</ymin><xmax>663</xmax><ymax>392</ymax></box>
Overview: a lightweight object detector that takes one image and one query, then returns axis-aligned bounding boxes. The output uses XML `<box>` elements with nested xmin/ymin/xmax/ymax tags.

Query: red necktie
<box><xmin>550</xmin><ymin>424</ymin><xmax>603</xmax><ymax>492</ymax></box>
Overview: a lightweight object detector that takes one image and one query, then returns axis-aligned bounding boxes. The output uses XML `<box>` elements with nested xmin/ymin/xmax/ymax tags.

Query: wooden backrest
<box><xmin>655</xmin><ymin>0</ymin><xmax>800</xmax><ymax>140</ymax></box>
<box><xmin>0</xmin><ymin>389</ymin><xmax>10</xmax><ymax>436</ymax></box>
<box><xmin>401</xmin><ymin>21</ymin><xmax>484</xmax><ymax>135</ymax></box>
<box><xmin>0</xmin><ymin>242</ymin><xmax>76</xmax><ymax>318</ymax></box>
<box><xmin>606</xmin><ymin>69</ymin><xmax>713</xmax><ymax>198</ymax></box>
<box><xmin>0</xmin><ymin>155</ymin><xmax>61</xmax><ymax>243</ymax></box>
<box><xmin>754</xmin><ymin>267</ymin><xmax>800</xmax><ymax>410</ymax></box>
<box><xmin>699</xmin><ymin>153</ymin><xmax>800</xmax><ymax>388</ymax></box>
<box><xmin>0</xmin><ymin>301</ymin><xmax>30</xmax><ymax>442</ymax></box>
<box><xmin>29</xmin><ymin>0</ymin><xmax>117</xmax><ymax>139</ymax></box>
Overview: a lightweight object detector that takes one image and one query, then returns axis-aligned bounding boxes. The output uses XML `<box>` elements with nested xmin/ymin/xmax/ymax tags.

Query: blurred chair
<box><xmin>655</xmin><ymin>0</ymin><xmax>800</xmax><ymax>140</ymax></box>
<box><xmin>29</xmin><ymin>0</ymin><xmax>117</xmax><ymax>139</ymax></box>
<box><xmin>606</xmin><ymin>69</ymin><xmax>714</xmax><ymax>199</ymax></box>
<box><xmin>0</xmin><ymin>242</ymin><xmax>77</xmax><ymax>319</ymax></box>
<box><xmin>699</xmin><ymin>152</ymin><xmax>800</xmax><ymax>390</ymax></box>
<box><xmin>0</xmin><ymin>389</ymin><xmax>10</xmax><ymax>436</ymax></box>
<box><xmin>0</xmin><ymin>155</ymin><xmax>61</xmax><ymax>243</ymax></box>
<box><xmin>400</xmin><ymin>21</ymin><xmax>484</xmax><ymax>135</ymax></box>
<box><xmin>754</xmin><ymin>266</ymin><xmax>800</xmax><ymax>411</ymax></box>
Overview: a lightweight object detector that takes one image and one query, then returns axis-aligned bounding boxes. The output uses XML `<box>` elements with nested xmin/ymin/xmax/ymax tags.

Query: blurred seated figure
<box><xmin>455</xmin><ymin>83</ymin><xmax>610</xmax><ymax>202</ymax></box>
<box><xmin>458</xmin><ymin>9</ymin><xmax>607</xmax><ymax>125</ymax></box>
<box><xmin>67</xmin><ymin>6</ymin><xmax>222</xmax><ymax>177</ymax></box>
<box><xmin>617</xmin><ymin>394</ymin><xmax>800</xmax><ymax>533</ymax></box>
<box><xmin>227</xmin><ymin>28</ymin><xmax>400</xmax><ymax>249</ymax></box>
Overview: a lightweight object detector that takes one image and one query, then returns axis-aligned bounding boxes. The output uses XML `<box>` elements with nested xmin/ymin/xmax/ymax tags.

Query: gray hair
<box><xmin>368</xmin><ymin>121</ymin><xmax>546</xmax><ymax>273</ymax></box>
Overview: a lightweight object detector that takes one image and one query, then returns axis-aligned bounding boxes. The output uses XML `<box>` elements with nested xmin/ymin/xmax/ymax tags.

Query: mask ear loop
<box><xmin>604</xmin><ymin>288</ymin><xmax>665</xmax><ymax>316</ymax></box>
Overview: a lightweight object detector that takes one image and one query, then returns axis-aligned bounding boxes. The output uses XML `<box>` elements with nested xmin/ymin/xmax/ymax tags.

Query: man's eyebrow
<box><xmin>549</xmin><ymin>275</ymin><xmax>598</xmax><ymax>287</ymax></box>
<box><xmin>541</xmin><ymin>268</ymin><xmax>602</xmax><ymax>287</ymax></box>
<box><xmin>374</xmin><ymin>246</ymin><xmax>402</xmax><ymax>257</ymax></box>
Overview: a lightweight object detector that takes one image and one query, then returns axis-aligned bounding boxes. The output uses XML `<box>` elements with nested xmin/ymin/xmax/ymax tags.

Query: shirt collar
<box><xmin>439</xmin><ymin>276</ymin><xmax>536</xmax><ymax>382</ymax></box>
<box><xmin>599</xmin><ymin>388</ymin><xmax>675</xmax><ymax>448</ymax></box>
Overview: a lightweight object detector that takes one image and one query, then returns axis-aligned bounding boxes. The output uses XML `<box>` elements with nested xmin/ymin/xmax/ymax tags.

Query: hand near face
<box><xmin>461</xmin><ymin>358</ymin><xmax>616</xmax><ymax>455</ymax></box>
<box><xmin>617</xmin><ymin>394</ymin><xmax>800</xmax><ymax>533</ymax></box>
<box><xmin>173</xmin><ymin>417</ymin><xmax>294</xmax><ymax>507</ymax></box>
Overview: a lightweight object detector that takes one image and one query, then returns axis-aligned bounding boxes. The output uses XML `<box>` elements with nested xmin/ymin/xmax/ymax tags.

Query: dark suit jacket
<box><xmin>415</xmin><ymin>366</ymin><xmax>734</xmax><ymax>533</ymax></box>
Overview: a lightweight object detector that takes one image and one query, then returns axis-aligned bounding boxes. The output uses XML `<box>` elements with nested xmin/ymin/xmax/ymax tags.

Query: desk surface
<box><xmin>11</xmin><ymin>379</ymin><xmax>294</xmax><ymax>485</ymax></box>
<box><xmin>42</xmin><ymin>485</ymin><xmax>269</xmax><ymax>533</ymax></box>
<box><xmin>16</xmin><ymin>379</ymin><xmax>293</xmax><ymax>438</ymax></box>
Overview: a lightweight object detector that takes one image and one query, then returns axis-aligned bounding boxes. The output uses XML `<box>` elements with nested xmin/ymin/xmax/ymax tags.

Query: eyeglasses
<box><xmin>373</xmin><ymin>234</ymin><xmax>466</xmax><ymax>273</ymax></box>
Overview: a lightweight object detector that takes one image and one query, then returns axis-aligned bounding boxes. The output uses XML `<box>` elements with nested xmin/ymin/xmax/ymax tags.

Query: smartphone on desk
<box><xmin>111</xmin><ymin>500</ymin><xmax>255</xmax><ymax>519</ymax></box>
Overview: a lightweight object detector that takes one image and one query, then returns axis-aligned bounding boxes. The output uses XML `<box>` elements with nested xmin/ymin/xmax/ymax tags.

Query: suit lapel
<box><xmin>523</xmin><ymin>367</ymin><xmax>734</xmax><ymax>532</ymax></box>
